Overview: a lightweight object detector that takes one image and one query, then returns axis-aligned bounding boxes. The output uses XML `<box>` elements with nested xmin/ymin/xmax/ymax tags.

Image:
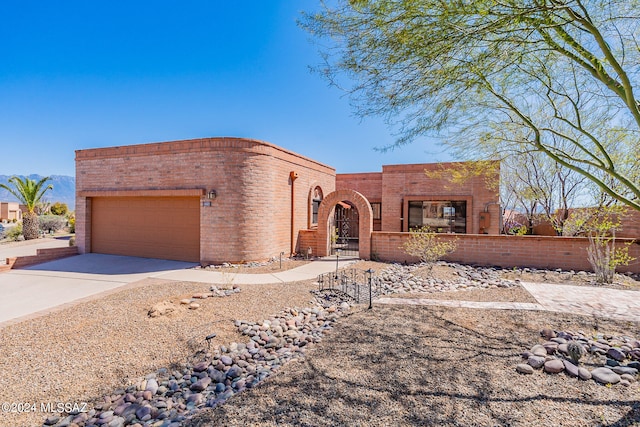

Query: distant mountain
<box><xmin>0</xmin><ymin>174</ymin><xmax>75</xmax><ymax>211</ymax></box>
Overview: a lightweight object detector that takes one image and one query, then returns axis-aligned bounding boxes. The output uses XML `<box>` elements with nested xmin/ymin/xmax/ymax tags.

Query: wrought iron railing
<box><xmin>317</xmin><ymin>268</ymin><xmax>377</xmax><ymax>308</ymax></box>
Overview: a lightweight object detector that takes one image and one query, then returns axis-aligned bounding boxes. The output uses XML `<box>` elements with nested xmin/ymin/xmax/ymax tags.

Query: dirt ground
<box><xmin>187</xmin><ymin>305</ymin><xmax>640</xmax><ymax>427</ymax></box>
<box><xmin>1</xmin><ymin>261</ymin><xmax>639</xmax><ymax>427</ymax></box>
<box><xmin>202</xmin><ymin>259</ymin><xmax>311</xmax><ymax>274</ymax></box>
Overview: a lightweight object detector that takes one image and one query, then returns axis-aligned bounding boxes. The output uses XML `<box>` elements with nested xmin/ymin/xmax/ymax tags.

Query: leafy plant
<box><xmin>0</xmin><ymin>176</ymin><xmax>53</xmax><ymax>240</ymax></box>
<box><xmin>576</xmin><ymin>206</ymin><xmax>635</xmax><ymax>284</ymax></box>
<box><xmin>50</xmin><ymin>202</ymin><xmax>68</xmax><ymax>216</ymax></box>
<box><xmin>5</xmin><ymin>223</ymin><xmax>23</xmax><ymax>241</ymax></box>
<box><xmin>401</xmin><ymin>226</ymin><xmax>458</xmax><ymax>273</ymax></box>
<box><xmin>67</xmin><ymin>214</ymin><xmax>76</xmax><ymax>233</ymax></box>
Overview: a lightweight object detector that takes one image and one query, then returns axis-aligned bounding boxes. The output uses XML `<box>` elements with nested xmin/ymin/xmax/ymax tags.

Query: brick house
<box><xmin>75</xmin><ymin>137</ymin><xmax>500</xmax><ymax>264</ymax></box>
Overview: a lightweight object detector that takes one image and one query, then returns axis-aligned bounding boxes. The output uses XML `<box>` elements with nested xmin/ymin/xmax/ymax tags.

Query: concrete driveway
<box><xmin>0</xmin><ymin>253</ymin><xmax>196</xmax><ymax>327</ymax></box>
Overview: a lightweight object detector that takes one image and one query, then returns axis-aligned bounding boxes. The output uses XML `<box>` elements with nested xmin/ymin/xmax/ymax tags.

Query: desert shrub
<box><xmin>50</xmin><ymin>202</ymin><xmax>68</xmax><ymax>216</ymax></box>
<box><xmin>38</xmin><ymin>215</ymin><xmax>66</xmax><ymax>234</ymax></box>
<box><xmin>69</xmin><ymin>236</ymin><xmax>76</xmax><ymax>247</ymax></box>
<box><xmin>402</xmin><ymin>226</ymin><xmax>458</xmax><ymax>273</ymax></box>
<box><xmin>5</xmin><ymin>223</ymin><xmax>23</xmax><ymax>241</ymax></box>
<box><xmin>566</xmin><ymin>206</ymin><xmax>635</xmax><ymax>284</ymax></box>
<box><xmin>67</xmin><ymin>215</ymin><xmax>76</xmax><ymax>233</ymax></box>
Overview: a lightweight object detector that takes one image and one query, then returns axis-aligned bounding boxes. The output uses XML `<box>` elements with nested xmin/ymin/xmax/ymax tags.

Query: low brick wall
<box><xmin>5</xmin><ymin>246</ymin><xmax>79</xmax><ymax>270</ymax></box>
<box><xmin>297</xmin><ymin>229</ymin><xmax>320</xmax><ymax>258</ymax></box>
<box><xmin>371</xmin><ymin>232</ymin><xmax>640</xmax><ymax>274</ymax></box>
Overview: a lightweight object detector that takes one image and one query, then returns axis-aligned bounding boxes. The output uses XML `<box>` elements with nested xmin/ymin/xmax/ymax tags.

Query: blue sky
<box><xmin>0</xmin><ymin>1</ymin><xmax>449</xmax><ymax>177</ymax></box>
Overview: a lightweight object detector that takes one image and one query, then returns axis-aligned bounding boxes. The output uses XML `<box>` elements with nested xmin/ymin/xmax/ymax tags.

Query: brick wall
<box><xmin>336</xmin><ymin>172</ymin><xmax>383</xmax><ymax>201</ymax></box>
<box><xmin>371</xmin><ymin>232</ymin><xmax>640</xmax><ymax>273</ymax></box>
<box><xmin>6</xmin><ymin>246</ymin><xmax>79</xmax><ymax>270</ymax></box>
<box><xmin>336</xmin><ymin>162</ymin><xmax>500</xmax><ymax>235</ymax></box>
<box><xmin>76</xmin><ymin>138</ymin><xmax>335</xmax><ymax>264</ymax></box>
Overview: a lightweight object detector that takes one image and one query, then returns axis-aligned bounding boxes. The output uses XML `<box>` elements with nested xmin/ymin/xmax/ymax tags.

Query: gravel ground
<box><xmin>386</xmin><ymin>286</ymin><xmax>539</xmax><ymax>303</ymax></box>
<box><xmin>187</xmin><ymin>305</ymin><xmax>640</xmax><ymax>427</ymax></box>
<box><xmin>201</xmin><ymin>259</ymin><xmax>311</xmax><ymax>274</ymax></box>
<box><xmin>0</xmin><ymin>278</ymin><xmax>317</xmax><ymax>427</ymax></box>
<box><xmin>1</xmin><ymin>261</ymin><xmax>638</xmax><ymax>427</ymax></box>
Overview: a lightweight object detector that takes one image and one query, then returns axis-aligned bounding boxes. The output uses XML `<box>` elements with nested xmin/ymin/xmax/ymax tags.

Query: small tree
<box><xmin>564</xmin><ymin>206</ymin><xmax>634</xmax><ymax>284</ymax></box>
<box><xmin>5</xmin><ymin>223</ymin><xmax>23</xmax><ymax>241</ymax></box>
<box><xmin>50</xmin><ymin>202</ymin><xmax>68</xmax><ymax>216</ymax></box>
<box><xmin>39</xmin><ymin>215</ymin><xmax>66</xmax><ymax>234</ymax></box>
<box><xmin>402</xmin><ymin>226</ymin><xmax>458</xmax><ymax>273</ymax></box>
<box><xmin>0</xmin><ymin>176</ymin><xmax>53</xmax><ymax>240</ymax></box>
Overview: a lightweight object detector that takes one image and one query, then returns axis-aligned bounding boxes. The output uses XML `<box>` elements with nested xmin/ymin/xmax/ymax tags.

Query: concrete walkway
<box><xmin>158</xmin><ymin>258</ymin><xmax>358</xmax><ymax>285</ymax></box>
<box><xmin>375</xmin><ymin>281</ymin><xmax>640</xmax><ymax>323</ymax></box>
<box><xmin>2</xmin><ymin>250</ymin><xmax>639</xmax><ymax>327</ymax></box>
<box><xmin>0</xmin><ymin>254</ymin><xmax>358</xmax><ymax>327</ymax></box>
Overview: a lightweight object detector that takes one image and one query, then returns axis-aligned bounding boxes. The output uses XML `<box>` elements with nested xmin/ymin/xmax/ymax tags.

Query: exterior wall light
<box><xmin>207</xmin><ymin>190</ymin><xmax>217</xmax><ymax>200</ymax></box>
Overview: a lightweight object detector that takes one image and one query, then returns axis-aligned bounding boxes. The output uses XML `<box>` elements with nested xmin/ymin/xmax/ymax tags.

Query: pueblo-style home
<box><xmin>75</xmin><ymin>137</ymin><xmax>500</xmax><ymax>264</ymax></box>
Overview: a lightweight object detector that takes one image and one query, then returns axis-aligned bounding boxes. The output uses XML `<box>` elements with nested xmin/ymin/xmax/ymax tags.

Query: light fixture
<box><xmin>207</xmin><ymin>190</ymin><xmax>217</xmax><ymax>200</ymax></box>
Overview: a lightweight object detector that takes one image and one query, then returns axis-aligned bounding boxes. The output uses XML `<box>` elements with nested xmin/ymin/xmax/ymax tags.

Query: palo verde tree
<box><xmin>0</xmin><ymin>176</ymin><xmax>53</xmax><ymax>240</ymax></box>
<box><xmin>302</xmin><ymin>0</ymin><xmax>640</xmax><ymax>211</ymax></box>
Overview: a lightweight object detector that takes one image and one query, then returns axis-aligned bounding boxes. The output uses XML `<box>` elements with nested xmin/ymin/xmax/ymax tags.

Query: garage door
<box><xmin>91</xmin><ymin>197</ymin><xmax>200</xmax><ymax>262</ymax></box>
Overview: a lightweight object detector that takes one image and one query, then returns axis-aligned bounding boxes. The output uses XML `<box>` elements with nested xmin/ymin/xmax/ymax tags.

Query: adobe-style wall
<box><xmin>381</xmin><ymin>162</ymin><xmax>500</xmax><ymax>234</ymax></box>
<box><xmin>336</xmin><ymin>162</ymin><xmax>500</xmax><ymax>235</ymax></box>
<box><xmin>371</xmin><ymin>232</ymin><xmax>640</xmax><ymax>273</ymax></box>
<box><xmin>336</xmin><ymin>172</ymin><xmax>383</xmax><ymax>202</ymax></box>
<box><xmin>76</xmin><ymin>138</ymin><xmax>335</xmax><ymax>264</ymax></box>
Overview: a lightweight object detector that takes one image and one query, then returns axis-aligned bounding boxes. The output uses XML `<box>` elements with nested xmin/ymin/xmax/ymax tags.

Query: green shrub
<box><xmin>50</xmin><ymin>202</ymin><xmax>68</xmax><ymax>216</ymax></box>
<box><xmin>5</xmin><ymin>223</ymin><xmax>23</xmax><ymax>241</ymax></box>
<box><xmin>401</xmin><ymin>226</ymin><xmax>458</xmax><ymax>273</ymax></box>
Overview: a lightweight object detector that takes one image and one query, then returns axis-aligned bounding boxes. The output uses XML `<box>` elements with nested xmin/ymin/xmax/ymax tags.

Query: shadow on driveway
<box><xmin>24</xmin><ymin>253</ymin><xmax>197</xmax><ymax>275</ymax></box>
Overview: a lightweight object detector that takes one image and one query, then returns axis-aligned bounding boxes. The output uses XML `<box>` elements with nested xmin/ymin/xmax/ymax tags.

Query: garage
<box><xmin>91</xmin><ymin>196</ymin><xmax>200</xmax><ymax>262</ymax></box>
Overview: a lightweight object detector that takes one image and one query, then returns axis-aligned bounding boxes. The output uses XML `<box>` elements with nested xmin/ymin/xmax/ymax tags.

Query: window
<box><xmin>370</xmin><ymin>202</ymin><xmax>381</xmax><ymax>220</ymax></box>
<box><xmin>311</xmin><ymin>187</ymin><xmax>323</xmax><ymax>225</ymax></box>
<box><xmin>408</xmin><ymin>200</ymin><xmax>466</xmax><ymax>233</ymax></box>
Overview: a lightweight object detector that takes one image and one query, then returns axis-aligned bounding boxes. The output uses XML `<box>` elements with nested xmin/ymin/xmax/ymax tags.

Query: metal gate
<box><xmin>331</xmin><ymin>202</ymin><xmax>359</xmax><ymax>256</ymax></box>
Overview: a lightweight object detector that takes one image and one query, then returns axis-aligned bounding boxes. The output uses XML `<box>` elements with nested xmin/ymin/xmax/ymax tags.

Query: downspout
<box><xmin>289</xmin><ymin>171</ymin><xmax>299</xmax><ymax>256</ymax></box>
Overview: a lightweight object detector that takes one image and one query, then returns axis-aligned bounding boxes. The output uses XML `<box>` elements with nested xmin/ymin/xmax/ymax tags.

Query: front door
<box><xmin>331</xmin><ymin>201</ymin><xmax>359</xmax><ymax>256</ymax></box>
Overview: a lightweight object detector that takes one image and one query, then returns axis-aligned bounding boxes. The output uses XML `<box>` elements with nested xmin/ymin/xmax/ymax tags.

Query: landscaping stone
<box><xmin>562</xmin><ymin>360</ymin><xmax>579</xmax><ymax>377</ymax></box>
<box><xmin>518</xmin><ymin>329</ymin><xmax>640</xmax><ymax>387</ymax></box>
<box><xmin>527</xmin><ymin>356</ymin><xmax>545</xmax><ymax>369</ymax></box>
<box><xmin>544</xmin><ymin>359</ymin><xmax>564</xmax><ymax>374</ymax></box>
<box><xmin>578</xmin><ymin>368</ymin><xmax>592</xmax><ymax>381</ymax></box>
<box><xmin>591</xmin><ymin>367</ymin><xmax>621</xmax><ymax>385</ymax></box>
<box><xmin>516</xmin><ymin>364</ymin><xmax>534</xmax><ymax>374</ymax></box>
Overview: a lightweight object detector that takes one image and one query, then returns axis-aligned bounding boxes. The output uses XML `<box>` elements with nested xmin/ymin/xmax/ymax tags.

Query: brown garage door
<box><xmin>91</xmin><ymin>197</ymin><xmax>200</xmax><ymax>262</ymax></box>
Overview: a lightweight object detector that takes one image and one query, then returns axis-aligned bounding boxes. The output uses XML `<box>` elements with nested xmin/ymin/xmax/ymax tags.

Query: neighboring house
<box><xmin>75</xmin><ymin>137</ymin><xmax>500</xmax><ymax>264</ymax></box>
<box><xmin>0</xmin><ymin>202</ymin><xmax>22</xmax><ymax>222</ymax></box>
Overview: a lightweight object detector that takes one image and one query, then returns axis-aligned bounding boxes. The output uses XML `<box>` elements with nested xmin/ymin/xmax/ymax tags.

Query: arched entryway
<box><xmin>317</xmin><ymin>189</ymin><xmax>373</xmax><ymax>259</ymax></box>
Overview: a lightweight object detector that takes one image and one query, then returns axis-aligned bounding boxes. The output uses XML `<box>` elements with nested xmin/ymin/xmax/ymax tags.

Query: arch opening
<box><xmin>317</xmin><ymin>189</ymin><xmax>373</xmax><ymax>259</ymax></box>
